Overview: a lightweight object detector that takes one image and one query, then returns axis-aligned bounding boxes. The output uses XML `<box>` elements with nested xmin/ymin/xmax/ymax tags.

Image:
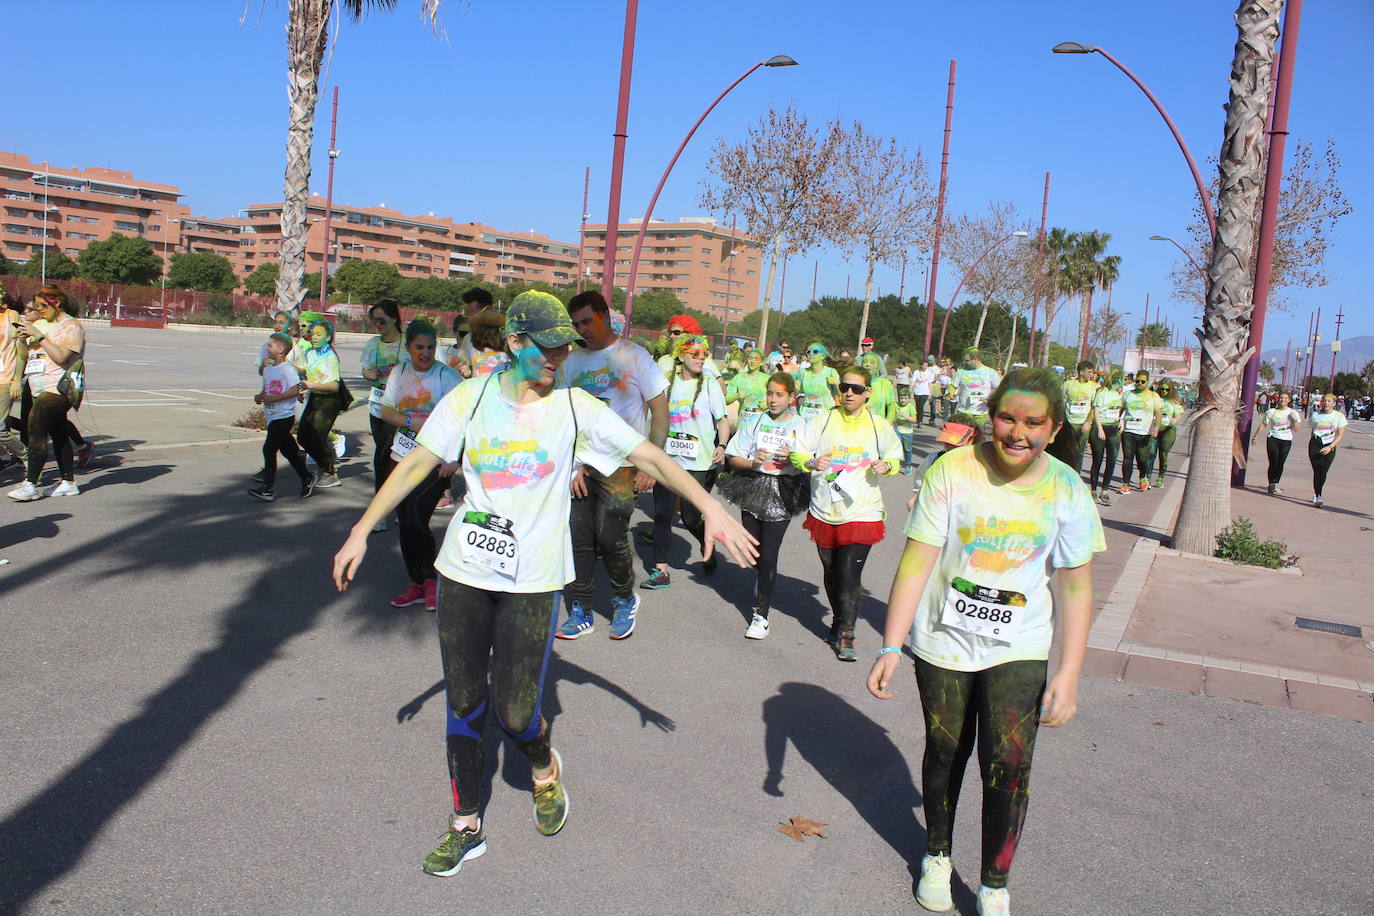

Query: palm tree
<box><xmin>1173</xmin><ymin>0</ymin><xmax>1281</xmax><ymax>555</ymax></box>
<box><xmin>273</xmin><ymin>0</ymin><xmax>441</xmax><ymax>315</ymax></box>
<box><xmin>1134</xmin><ymin>322</ymin><xmax>1170</xmax><ymax>348</ymax></box>
<box><xmin>1065</xmin><ymin>230</ymin><xmax>1120</xmax><ymax>363</ymax></box>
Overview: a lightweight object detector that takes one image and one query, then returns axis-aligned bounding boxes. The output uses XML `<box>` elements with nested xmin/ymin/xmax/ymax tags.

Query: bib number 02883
<box><xmin>458</xmin><ymin>511</ymin><xmax>518</xmax><ymax>578</ymax></box>
<box><xmin>939</xmin><ymin>577</ymin><xmax>1026</xmax><ymax>642</ymax></box>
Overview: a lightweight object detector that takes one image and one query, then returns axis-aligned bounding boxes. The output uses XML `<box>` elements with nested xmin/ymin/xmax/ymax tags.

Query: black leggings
<box><xmin>914</xmin><ymin>394</ymin><xmax>929</xmax><ymax>425</ymax></box>
<box><xmin>817</xmin><ymin>540</ymin><xmax>872</xmax><ymax>639</ymax></box>
<box><xmin>742</xmin><ymin>513</ymin><xmax>791</xmax><ymax>616</ymax></box>
<box><xmin>1088</xmin><ymin>426</ymin><xmax>1119</xmax><ymax>492</ymax></box>
<box><xmin>1120</xmin><ymin>431</ymin><xmax>1152</xmax><ymax>487</ymax></box>
<box><xmin>399</xmin><ymin>468</ymin><xmax>449</xmax><ymax>584</ymax></box>
<box><xmin>568</xmin><ymin>466</ymin><xmax>636</xmax><ymax>604</ymax></box>
<box><xmin>298</xmin><ymin>393</ymin><xmax>341</xmax><ymax>474</ymax></box>
<box><xmin>369</xmin><ymin>414</ymin><xmax>396</xmax><ymax>494</ymax></box>
<box><xmin>26</xmin><ymin>392</ymin><xmax>73</xmax><ymax>485</ymax></box>
<box><xmin>1154</xmin><ymin>425</ymin><xmax>1177</xmax><ymax>479</ymax></box>
<box><xmin>1309</xmin><ymin>436</ymin><xmax>1336</xmax><ymax>498</ymax></box>
<box><xmin>438</xmin><ymin>579</ymin><xmax>558</xmax><ymax>817</ymax></box>
<box><xmin>651</xmin><ymin>469</ymin><xmax>713</xmax><ymax>566</ymax></box>
<box><xmin>1265</xmin><ymin>436</ymin><xmax>1292</xmax><ymax>486</ymax></box>
<box><xmin>9</xmin><ymin>387</ymin><xmax>84</xmax><ymax>450</ymax></box>
<box><xmin>916</xmin><ymin>657</ymin><xmax>1047</xmax><ymax>889</ymax></box>
<box><xmin>262</xmin><ymin>416</ymin><xmax>310</xmax><ymax>489</ymax></box>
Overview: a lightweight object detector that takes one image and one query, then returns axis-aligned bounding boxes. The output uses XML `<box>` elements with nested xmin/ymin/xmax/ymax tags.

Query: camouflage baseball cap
<box><xmin>505</xmin><ymin>291</ymin><xmax>584</xmax><ymax>348</ymax></box>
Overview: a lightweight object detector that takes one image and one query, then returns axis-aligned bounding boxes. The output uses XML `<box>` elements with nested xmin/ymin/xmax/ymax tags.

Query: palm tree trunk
<box><xmin>856</xmin><ymin>255</ymin><xmax>876</xmax><ymax>347</ymax></box>
<box><xmin>1174</xmin><ymin>0</ymin><xmax>1281</xmax><ymax>555</ymax></box>
<box><xmin>275</xmin><ymin>0</ymin><xmax>332</xmax><ymax>317</ymax></box>
<box><xmin>1076</xmin><ymin>286</ymin><xmax>1093</xmax><ymax>363</ymax></box>
<box><xmin>755</xmin><ymin>236</ymin><xmax>782</xmax><ymax>352</ymax></box>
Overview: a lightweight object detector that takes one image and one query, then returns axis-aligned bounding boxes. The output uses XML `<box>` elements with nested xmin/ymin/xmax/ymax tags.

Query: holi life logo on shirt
<box><xmin>957</xmin><ymin>515</ymin><xmax>1050</xmax><ymax>574</ymax></box>
<box><xmin>827</xmin><ymin>444</ymin><xmax>873</xmax><ymax>474</ymax></box>
<box><xmin>668</xmin><ymin>395</ymin><xmax>704</xmax><ymax>426</ymax></box>
<box><xmin>568</xmin><ymin>366</ymin><xmax>626</xmax><ymax>399</ymax></box>
<box><xmin>469</xmin><ymin>436</ymin><xmax>555</xmax><ymax>490</ymax></box>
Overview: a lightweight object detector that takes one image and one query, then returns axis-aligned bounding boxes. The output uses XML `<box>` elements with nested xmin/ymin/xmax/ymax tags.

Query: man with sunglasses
<box><xmin>778</xmin><ymin>343</ymin><xmax>799</xmax><ymax>374</ymax></box>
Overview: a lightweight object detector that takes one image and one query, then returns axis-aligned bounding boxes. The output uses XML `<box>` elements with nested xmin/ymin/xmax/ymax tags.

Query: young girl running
<box><xmin>1153</xmin><ymin>380</ymin><xmax>1185</xmax><ymax>486</ymax></box>
<box><xmin>332</xmin><ymin>292</ymin><xmax>755</xmax><ymax>878</ymax></box>
<box><xmin>1251</xmin><ymin>391</ymin><xmax>1301</xmax><ymax>495</ymax></box>
<box><xmin>1086</xmin><ymin>372</ymin><xmax>1123</xmax><ymax>506</ymax></box>
<box><xmin>793</xmin><ymin>342</ymin><xmax>840</xmax><ymax>422</ymax></box>
<box><xmin>725</xmin><ymin>347</ymin><xmax>770</xmax><ymax>420</ymax></box>
<box><xmin>641</xmin><ymin>334</ymin><xmax>730</xmax><ymax>590</ymax></box>
<box><xmin>720</xmin><ymin>372</ymin><xmax>809</xmax><ymax>639</ymax></box>
<box><xmin>362</xmin><ymin>299</ymin><xmax>406</xmax><ymax>508</ymax></box>
<box><xmin>792</xmin><ymin>365</ymin><xmax>904</xmax><ymax>661</ymax></box>
<box><xmin>1308</xmin><ymin>393</ymin><xmax>1348</xmax><ymax>508</ymax></box>
<box><xmin>381</xmin><ymin>319</ymin><xmax>461</xmax><ymax>612</ymax></box>
<box><xmin>298</xmin><ymin>319</ymin><xmax>345</xmax><ymax>489</ymax></box>
<box><xmin>248</xmin><ymin>333</ymin><xmax>314</xmax><ymax>501</ymax></box>
<box><xmin>868</xmin><ymin>367</ymin><xmax>1104</xmax><ymax>916</ymax></box>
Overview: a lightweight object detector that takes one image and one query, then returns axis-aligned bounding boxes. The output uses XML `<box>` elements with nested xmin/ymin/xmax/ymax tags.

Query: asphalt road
<box><xmin>1</xmin><ymin>327</ymin><xmax>1371</xmax><ymax>915</ymax></box>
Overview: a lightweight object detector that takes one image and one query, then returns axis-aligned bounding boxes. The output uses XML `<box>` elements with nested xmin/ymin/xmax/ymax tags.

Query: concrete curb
<box><xmin>1083</xmin><ymin>449</ymin><xmax>1373</xmax><ymax>723</ymax></box>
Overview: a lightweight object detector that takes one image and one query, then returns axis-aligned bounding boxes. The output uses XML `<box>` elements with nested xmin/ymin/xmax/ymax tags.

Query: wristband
<box><xmin>875</xmin><ymin>646</ymin><xmax>902</xmax><ymax>659</ymax></box>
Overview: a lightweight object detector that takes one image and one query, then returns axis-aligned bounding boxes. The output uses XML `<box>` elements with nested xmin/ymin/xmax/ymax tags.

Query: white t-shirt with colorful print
<box><xmin>417</xmin><ymin>375</ymin><xmax>645</xmax><ymax>593</ymax></box>
<box><xmin>954</xmin><ymin>365</ymin><xmax>1000</xmax><ymax>417</ymax></box>
<box><xmin>725</xmin><ymin>410</ymin><xmax>806</xmax><ymax>476</ymax></box>
<box><xmin>261</xmin><ymin>362</ymin><xmax>302</xmax><ymax>423</ymax></box>
<box><xmin>1310</xmin><ymin>409</ymin><xmax>1347</xmax><ymax>446</ymax></box>
<box><xmin>1262</xmin><ymin>407</ymin><xmax>1301</xmax><ymax>441</ymax></box>
<box><xmin>905</xmin><ymin>445</ymin><xmax>1106</xmax><ymax>671</ymax></box>
<box><xmin>558</xmin><ymin>338</ymin><xmax>667</xmax><ymax>440</ymax></box>
<box><xmin>665</xmin><ymin>373</ymin><xmax>727</xmax><ymax>472</ymax></box>
<box><xmin>380</xmin><ymin>360</ymin><xmax>461</xmax><ymax>419</ymax></box>
<box><xmin>793</xmin><ymin>408</ymin><xmax>904</xmax><ymax>524</ymax></box>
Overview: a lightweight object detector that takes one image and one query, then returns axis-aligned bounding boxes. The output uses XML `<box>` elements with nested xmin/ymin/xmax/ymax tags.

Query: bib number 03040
<box><xmin>664</xmin><ymin>432</ymin><xmax>700</xmax><ymax>461</ymax></box>
<box><xmin>458</xmin><ymin>511</ymin><xmax>518</xmax><ymax>578</ymax></box>
<box><xmin>939</xmin><ymin>577</ymin><xmax>1026</xmax><ymax>642</ymax></box>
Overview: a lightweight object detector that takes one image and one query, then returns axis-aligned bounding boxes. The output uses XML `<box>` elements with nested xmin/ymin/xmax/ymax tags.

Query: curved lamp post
<box><xmin>937</xmin><ymin>230</ymin><xmax>1028</xmax><ymax>357</ymax></box>
<box><xmin>621</xmin><ymin>55</ymin><xmax>797</xmax><ymax>333</ymax></box>
<box><xmin>1149</xmin><ymin>234</ymin><xmax>1207</xmax><ymax>280</ymax></box>
<box><xmin>1052</xmin><ymin>42</ymin><xmax>1217</xmax><ymax>241</ymax></box>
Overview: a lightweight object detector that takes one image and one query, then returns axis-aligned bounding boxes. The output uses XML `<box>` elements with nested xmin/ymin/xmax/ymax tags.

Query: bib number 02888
<box><xmin>939</xmin><ymin>577</ymin><xmax>1026</xmax><ymax>642</ymax></box>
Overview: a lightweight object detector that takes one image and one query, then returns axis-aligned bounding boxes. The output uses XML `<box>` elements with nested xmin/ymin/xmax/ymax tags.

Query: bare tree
<box><xmin>942</xmin><ymin>201</ymin><xmax>1031</xmax><ymax>348</ymax></box>
<box><xmin>830</xmin><ymin>122</ymin><xmax>936</xmax><ymax>347</ymax></box>
<box><xmin>699</xmin><ymin>105</ymin><xmax>845</xmax><ymax>351</ymax></box>
<box><xmin>1173</xmin><ymin>0</ymin><xmax>1281</xmax><ymax>555</ymax></box>
<box><xmin>1088</xmin><ymin>304</ymin><xmax>1130</xmax><ymax>364</ymax></box>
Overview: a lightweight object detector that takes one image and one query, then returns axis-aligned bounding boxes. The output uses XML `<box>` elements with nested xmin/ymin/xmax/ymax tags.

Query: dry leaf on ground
<box><xmin>778</xmin><ymin>817</ymin><xmax>828</xmax><ymax>841</ymax></box>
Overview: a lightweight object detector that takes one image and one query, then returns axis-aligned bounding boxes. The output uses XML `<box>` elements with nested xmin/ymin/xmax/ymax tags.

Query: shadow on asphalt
<box><xmin>0</xmin><ymin>512</ymin><xmax>72</xmax><ymax>550</ymax></box>
<box><xmin>1100</xmin><ymin>516</ymin><xmax>1171</xmax><ymax>544</ymax></box>
<box><xmin>76</xmin><ymin>462</ymin><xmax>172</xmax><ymax>494</ymax></box>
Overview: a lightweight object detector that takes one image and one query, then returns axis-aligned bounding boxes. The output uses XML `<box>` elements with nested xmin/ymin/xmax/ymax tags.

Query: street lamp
<box><xmin>37</xmin><ymin>162</ymin><xmax>54</xmax><ymax>281</ymax></box>
<box><xmin>936</xmin><ymin>230</ymin><xmax>1028</xmax><ymax>357</ymax></box>
<box><xmin>1052</xmin><ymin>42</ymin><xmax>1217</xmax><ymax>241</ymax></box>
<box><xmin>1149</xmin><ymin>234</ymin><xmax>1206</xmax><ymax>280</ymax></box>
<box><xmin>620</xmin><ymin>55</ymin><xmax>797</xmax><ymax>331</ymax></box>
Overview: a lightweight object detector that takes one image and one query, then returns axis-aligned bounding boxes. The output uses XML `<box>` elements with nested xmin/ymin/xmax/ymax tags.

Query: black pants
<box><xmin>1309</xmin><ymin>436</ymin><xmax>1336</xmax><ymax>498</ymax></box>
<box><xmin>438</xmin><ymin>579</ymin><xmax>557</xmax><ymax>817</ymax></box>
<box><xmin>1070</xmin><ymin>423</ymin><xmax>1090</xmax><ymax>474</ymax></box>
<box><xmin>298</xmin><ymin>393</ymin><xmax>341</xmax><ymax>474</ymax></box>
<box><xmin>916</xmin><ymin>657</ymin><xmax>1047</xmax><ymax>889</ymax></box>
<box><xmin>369</xmin><ymin>413</ymin><xmax>396</xmax><ymax>494</ymax></box>
<box><xmin>1088</xmin><ymin>426</ymin><xmax>1119</xmax><ymax>493</ymax></box>
<box><xmin>262</xmin><ymin>416</ymin><xmax>310</xmax><ymax>490</ymax></box>
<box><xmin>742</xmin><ymin>513</ymin><xmax>791</xmax><ymax>616</ymax></box>
<box><xmin>26</xmin><ymin>392</ymin><xmax>73</xmax><ymax>485</ymax></box>
<box><xmin>913</xmin><ymin>394</ymin><xmax>929</xmax><ymax>426</ymax></box>
<box><xmin>817</xmin><ymin>541</ymin><xmax>872</xmax><ymax>640</ymax></box>
<box><xmin>1120</xmin><ymin>431</ymin><xmax>1152</xmax><ymax>487</ymax></box>
<box><xmin>567</xmin><ymin>466</ymin><xmax>636</xmax><ymax>604</ymax></box>
<box><xmin>399</xmin><ymin>469</ymin><xmax>449</xmax><ymax>584</ymax></box>
<box><xmin>1154</xmin><ymin>426</ymin><xmax>1177</xmax><ymax>479</ymax></box>
<box><xmin>652</xmin><ymin>469</ymin><xmax>713</xmax><ymax>566</ymax></box>
<box><xmin>1265</xmin><ymin>436</ymin><xmax>1292</xmax><ymax>486</ymax></box>
<box><xmin>9</xmin><ymin>387</ymin><xmax>84</xmax><ymax>450</ymax></box>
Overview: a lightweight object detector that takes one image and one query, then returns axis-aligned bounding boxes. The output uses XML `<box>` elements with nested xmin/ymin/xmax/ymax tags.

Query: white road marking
<box><xmin>111</xmin><ymin>359</ymin><xmax>153</xmax><ymax>366</ymax></box>
<box><xmin>138</xmin><ymin>390</ymin><xmax>192</xmax><ymax>400</ymax></box>
<box><xmin>186</xmin><ymin>389</ymin><xmax>248</xmax><ymax>399</ymax></box>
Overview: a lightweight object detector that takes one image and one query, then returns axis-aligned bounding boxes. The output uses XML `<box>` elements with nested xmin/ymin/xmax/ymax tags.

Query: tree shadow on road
<box><xmin>0</xmin><ymin>512</ymin><xmax>71</xmax><ymax>551</ymax></box>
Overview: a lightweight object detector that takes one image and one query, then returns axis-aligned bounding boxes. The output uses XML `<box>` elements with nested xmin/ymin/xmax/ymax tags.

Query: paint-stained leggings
<box><xmin>1088</xmin><ymin>425</ymin><xmax>1119</xmax><ymax>493</ymax></box>
<box><xmin>742</xmin><ymin>513</ymin><xmax>791</xmax><ymax>617</ymax></box>
<box><xmin>1153</xmin><ymin>425</ymin><xmax>1177</xmax><ymax>480</ymax></box>
<box><xmin>297</xmin><ymin>393</ymin><xmax>341</xmax><ymax>475</ymax></box>
<box><xmin>818</xmin><ymin>542</ymin><xmax>872</xmax><ymax>639</ymax></box>
<box><xmin>1309</xmin><ymin>436</ymin><xmax>1336</xmax><ymax>498</ymax></box>
<box><xmin>567</xmin><ymin>466</ymin><xmax>636</xmax><ymax>604</ymax></box>
<box><xmin>262</xmin><ymin>416</ymin><xmax>310</xmax><ymax>489</ymax></box>
<box><xmin>438</xmin><ymin>579</ymin><xmax>557</xmax><ymax>817</ymax></box>
<box><xmin>1120</xmin><ymin>431</ymin><xmax>1152</xmax><ymax>487</ymax></box>
<box><xmin>369</xmin><ymin>413</ymin><xmax>396</xmax><ymax>494</ymax></box>
<box><xmin>916</xmin><ymin>657</ymin><xmax>1048</xmax><ymax>889</ymax></box>
<box><xmin>1265</xmin><ymin>436</ymin><xmax>1292</xmax><ymax>486</ymax></box>
<box><xmin>25</xmin><ymin>392</ymin><xmax>73</xmax><ymax>485</ymax></box>
<box><xmin>651</xmin><ymin>469</ymin><xmax>713</xmax><ymax>565</ymax></box>
<box><xmin>399</xmin><ymin>468</ymin><xmax>449</xmax><ymax>584</ymax></box>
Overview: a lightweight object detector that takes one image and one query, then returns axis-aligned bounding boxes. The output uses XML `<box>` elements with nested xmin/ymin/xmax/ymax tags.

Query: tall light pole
<box><xmin>936</xmin><ymin>230</ymin><xmax>1029</xmax><ymax>357</ymax></box>
<box><xmin>600</xmin><ymin>0</ymin><xmax>639</xmax><ymax>305</ymax></box>
<box><xmin>923</xmin><ymin>60</ymin><xmax>957</xmax><ymax>356</ymax></box>
<box><xmin>621</xmin><ymin>55</ymin><xmax>797</xmax><ymax>330</ymax></box>
<box><xmin>577</xmin><ymin>166</ymin><xmax>590</xmax><ymax>291</ymax></box>
<box><xmin>1149</xmin><ymin>234</ymin><xmax>1207</xmax><ymax>279</ymax></box>
<box><xmin>1030</xmin><ymin>171</ymin><xmax>1050</xmax><ymax>365</ymax></box>
<box><xmin>720</xmin><ymin>215</ymin><xmax>738</xmax><ymax>343</ymax></box>
<box><xmin>38</xmin><ymin>162</ymin><xmax>53</xmax><ymax>282</ymax></box>
<box><xmin>319</xmin><ymin>85</ymin><xmax>341</xmax><ymax>308</ymax></box>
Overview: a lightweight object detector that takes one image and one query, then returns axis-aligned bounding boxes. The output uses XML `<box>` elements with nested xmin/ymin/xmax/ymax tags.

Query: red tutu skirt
<box><xmin>803</xmin><ymin>513</ymin><xmax>886</xmax><ymax>548</ymax></box>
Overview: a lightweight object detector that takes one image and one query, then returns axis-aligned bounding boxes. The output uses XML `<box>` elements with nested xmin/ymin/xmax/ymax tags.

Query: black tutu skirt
<box><xmin>717</xmin><ymin>470</ymin><xmax>810</xmax><ymax>522</ymax></box>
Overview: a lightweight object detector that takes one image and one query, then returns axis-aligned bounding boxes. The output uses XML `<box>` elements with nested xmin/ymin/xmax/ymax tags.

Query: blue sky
<box><xmin>9</xmin><ymin>0</ymin><xmax>1371</xmax><ymax>361</ymax></box>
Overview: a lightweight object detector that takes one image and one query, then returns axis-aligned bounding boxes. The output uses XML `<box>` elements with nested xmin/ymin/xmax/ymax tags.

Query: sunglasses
<box><xmin>806</xmin><ymin>349</ymin><xmax>824</xmax><ymax>357</ymax></box>
<box><xmin>682</xmin><ymin>349</ymin><xmax>707</xmax><ymax>360</ymax></box>
<box><xmin>838</xmin><ymin>382</ymin><xmax>869</xmax><ymax>395</ymax></box>
<box><xmin>669</xmin><ymin>329</ymin><xmax>685</xmax><ymax>336</ymax></box>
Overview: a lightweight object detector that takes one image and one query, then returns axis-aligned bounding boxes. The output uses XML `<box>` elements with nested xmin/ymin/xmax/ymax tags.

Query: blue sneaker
<box><xmin>609</xmin><ymin>595</ymin><xmax>639</xmax><ymax>640</ymax></box>
<box><xmin>555</xmin><ymin>601</ymin><xmax>594</xmax><ymax>640</ymax></box>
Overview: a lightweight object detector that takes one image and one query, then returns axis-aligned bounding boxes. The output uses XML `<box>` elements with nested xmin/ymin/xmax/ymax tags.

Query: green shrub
<box><xmin>1214</xmin><ymin>517</ymin><xmax>1297</xmax><ymax>569</ymax></box>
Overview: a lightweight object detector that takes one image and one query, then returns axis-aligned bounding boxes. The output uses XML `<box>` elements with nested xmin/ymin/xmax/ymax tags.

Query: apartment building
<box><xmin>581</xmin><ymin>217</ymin><xmax>762</xmax><ymax>323</ymax></box>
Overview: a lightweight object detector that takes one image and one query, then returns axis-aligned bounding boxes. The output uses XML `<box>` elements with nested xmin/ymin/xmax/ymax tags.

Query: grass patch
<box><xmin>1215</xmin><ymin>517</ymin><xmax>1297</xmax><ymax>569</ymax></box>
<box><xmin>233</xmin><ymin>406</ymin><xmax>267</xmax><ymax>430</ymax></box>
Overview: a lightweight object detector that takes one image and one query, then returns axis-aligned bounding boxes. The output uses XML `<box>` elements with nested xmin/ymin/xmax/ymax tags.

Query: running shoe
<box><xmin>639</xmin><ymin>568</ymin><xmax>670</xmax><ymax>590</ymax></box>
<box><xmin>1266</xmin><ymin>483</ymin><xmax>1275</xmax><ymax>495</ymax></box>
<box><xmin>315</xmin><ymin>473</ymin><xmax>341</xmax><ymax>489</ymax></box>
<box><xmin>1272</xmin><ymin>485</ymin><xmax>1283</xmax><ymax>496</ymax></box>
<box><xmin>1118</xmin><ymin>483</ymin><xmax>1131</xmax><ymax>495</ymax></box>
<box><xmin>49</xmin><ymin>480</ymin><xmax>80</xmax><ymax>498</ymax></box>
<box><xmin>702</xmin><ymin>552</ymin><xmax>718</xmax><ymax>576</ymax></box>
<box><xmin>1314</xmin><ymin>495</ymin><xmax>1324</xmax><ymax>507</ymax></box>
<box><xmin>610</xmin><ymin>594</ymin><xmax>639</xmax><ymax>639</ymax></box>
<box><xmin>1096</xmin><ymin>489</ymin><xmax>1112</xmax><ymax>507</ymax></box>
<box><xmin>300</xmin><ymin>475</ymin><xmax>316</xmax><ymax>499</ymax></box>
<box><xmin>421</xmin><ymin>822</ymin><xmax>487</xmax><ymax>877</ymax></box>
<box><xmin>835</xmin><ymin>635</ymin><xmax>858</xmax><ymax>662</ymax></box>
<box><xmin>424</xmin><ymin>578</ymin><xmax>438</xmax><ymax>612</ymax></box>
<box><xmin>745</xmin><ymin>613</ymin><xmax>770</xmax><ymax>640</ymax></box>
<box><xmin>555</xmin><ymin>602</ymin><xmax>595</xmax><ymax>640</ymax></box>
<box><xmin>251</xmin><ymin>469</ymin><xmax>267</xmax><ymax>483</ymax></box>
<box><xmin>1153</xmin><ymin>475</ymin><xmax>1164</xmax><ymax>487</ymax></box>
<box><xmin>531</xmin><ymin>748</ymin><xmax>568</xmax><ymax>836</ymax></box>
<box><xmin>390</xmin><ymin>582</ymin><xmax>426</xmax><ymax>608</ymax></box>
<box><xmin>976</xmin><ymin>885</ymin><xmax>1010</xmax><ymax>916</ymax></box>
<box><xmin>435</xmin><ymin>494</ymin><xmax>454</xmax><ymax>511</ymax></box>
<box><xmin>7</xmin><ymin>481</ymin><xmax>42</xmax><ymax>502</ymax></box>
<box><xmin>371</xmin><ymin>518</ymin><xmax>388</xmax><ymax>532</ymax></box>
<box><xmin>1138</xmin><ymin>480</ymin><xmax>1150</xmax><ymax>492</ymax></box>
<box><xmin>331</xmin><ymin>432</ymin><xmax>347</xmax><ymax>460</ymax></box>
<box><xmin>76</xmin><ymin>442</ymin><xmax>94</xmax><ymax>467</ymax></box>
<box><xmin>247</xmin><ymin>486</ymin><xmax>276</xmax><ymax>502</ymax></box>
<box><xmin>915</xmin><ymin>853</ymin><xmax>954</xmax><ymax>912</ymax></box>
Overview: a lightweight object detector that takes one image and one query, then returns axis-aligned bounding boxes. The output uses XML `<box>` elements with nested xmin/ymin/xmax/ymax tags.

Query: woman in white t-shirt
<box><xmin>332</xmin><ymin>292</ymin><xmax>756</xmax><ymax>878</ymax></box>
<box><xmin>641</xmin><ymin>334</ymin><xmax>731</xmax><ymax>590</ymax></box>
<box><xmin>8</xmin><ymin>286</ymin><xmax>85</xmax><ymax>502</ymax></box>
<box><xmin>1307</xmin><ymin>393</ymin><xmax>1348</xmax><ymax>508</ymax></box>
<box><xmin>867</xmin><ymin>367</ymin><xmax>1105</xmax><ymax>916</ymax></box>
<box><xmin>1251</xmin><ymin>390</ymin><xmax>1301</xmax><ymax>496</ymax></box>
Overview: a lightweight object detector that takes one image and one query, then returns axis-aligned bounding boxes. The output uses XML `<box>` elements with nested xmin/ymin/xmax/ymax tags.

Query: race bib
<box><xmin>392</xmin><ymin>429</ymin><xmax>419</xmax><ymax>460</ymax></box>
<box><xmin>826</xmin><ymin>470</ymin><xmax>857</xmax><ymax>503</ymax></box>
<box><xmin>1124</xmin><ymin>415</ymin><xmax>1150</xmax><ymax>435</ymax></box>
<box><xmin>24</xmin><ymin>354</ymin><xmax>44</xmax><ymax>376</ymax></box>
<box><xmin>665</xmin><ymin>432</ymin><xmax>700</xmax><ymax>461</ymax></box>
<box><xmin>369</xmin><ymin>386</ymin><xmax>385</xmax><ymax>408</ymax></box>
<box><xmin>800</xmin><ymin>405</ymin><xmax>822</xmax><ymax>421</ymax></box>
<box><xmin>1315</xmin><ymin>426</ymin><xmax>1336</xmax><ymax>445</ymax></box>
<box><xmin>459</xmin><ymin>511</ymin><xmax>518</xmax><ymax>578</ymax></box>
<box><xmin>1068</xmin><ymin>398</ymin><xmax>1091</xmax><ymax>423</ymax></box>
<box><xmin>939</xmin><ymin>577</ymin><xmax>1026</xmax><ymax>643</ymax></box>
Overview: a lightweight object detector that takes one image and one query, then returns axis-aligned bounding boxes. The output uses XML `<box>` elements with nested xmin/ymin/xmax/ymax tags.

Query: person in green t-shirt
<box><xmin>860</xmin><ymin>353</ymin><xmax>896</xmax><ymax>423</ymax></box>
<box><xmin>1062</xmin><ymin>360</ymin><xmax>1099</xmax><ymax>475</ymax></box>
<box><xmin>793</xmin><ymin>342</ymin><xmax>840</xmax><ymax>421</ymax></box>
<box><xmin>1152</xmin><ymin>380</ymin><xmax>1185</xmax><ymax>486</ymax></box>
<box><xmin>1087</xmin><ymin>373</ymin><xmax>1124</xmax><ymax>505</ymax></box>
<box><xmin>1118</xmin><ymin>371</ymin><xmax>1162</xmax><ymax>493</ymax></box>
<box><xmin>725</xmin><ymin>348</ymin><xmax>770</xmax><ymax>419</ymax></box>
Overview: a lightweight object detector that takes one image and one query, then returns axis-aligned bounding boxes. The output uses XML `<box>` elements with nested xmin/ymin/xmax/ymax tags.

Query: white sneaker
<box><xmin>1272</xmin><ymin>485</ymin><xmax>1283</xmax><ymax>495</ymax></box>
<box><xmin>331</xmin><ymin>433</ymin><xmax>347</xmax><ymax>459</ymax></box>
<box><xmin>49</xmin><ymin>480</ymin><xmax>80</xmax><ymax>498</ymax></box>
<box><xmin>7</xmin><ymin>481</ymin><xmax>42</xmax><ymax>502</ymax></box>
<box><xmin>916</xmin><ymin>854</ymin><xmax>954</xmax><ymax>911</ymax></box>
<box><xmin>745</xmin><ymin>613</ymin><xmax>770</xmax><ymax>640</ymax></box>
<box><xmin>976</xmin><ymin>885</ymin><xmax>1010</xmax><ymax>916</ymax></box>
